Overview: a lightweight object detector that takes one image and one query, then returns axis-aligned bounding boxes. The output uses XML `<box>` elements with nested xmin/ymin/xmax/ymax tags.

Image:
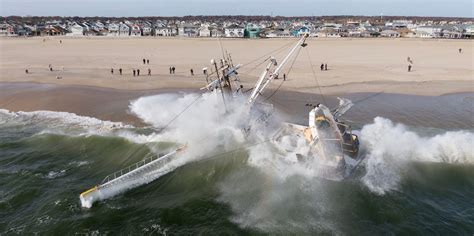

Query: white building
<box><xmin>224</xmin><ymin>25</ymin><xmax>244</xmax><ymax>38</ymax></box>
<box><xmin>107</xmin><ymin>23</ymin><xmax>120</xmax><ymax>36</ymax></box>
<box><xmin>67</xmin><ymin>23</ymin><xmax>84</xmax><ymax>36</ymax></box>
<box><xmin>380</xmin><ymin>30</ymin><xmax>400</xmax><ymax>38</ymax></box>
<box><xmin>141</xmin><ymin>25</ymin><xmax>152</xmax><ymax>36</ymax></box>
<box><xmin>119</xmin><ymin>23</ymin><xmax>130</xmax><ymax>36</ymax></box>
<box><xmin>199</xmin><ymin>26</ymin><xmax>211</xmax><ymax>37</ymax></box>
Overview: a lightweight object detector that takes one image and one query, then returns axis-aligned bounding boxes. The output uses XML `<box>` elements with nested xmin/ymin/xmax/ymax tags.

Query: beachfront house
<box><xmin>40</xmin><ymin>25</ymin><xmax>67</xmax><ymax>36</ymax></box>
<box><xmin>263</xmin><ymin>28</ymin><xmax>292</xmax><ymax>38</ymax></box>
<box><xmin>224</xmin><ymin>25</ymin><xmax>244</xmax><ymax>38</ymax></box>
<box><xmin>463</xmin><ymin>25</ymin><xmax>474</xmax><ymax>39</ymax></box>
<box><xmin>119</xmin><ymin>23</ymin><xmax>130</xmax><ymax>36</ymax></box>
<box><xmin>0</xmin><ymin>23</ymin><xmax>16</xmax><ymax>37</ymax></box>
<box><xmin>107</xmin><ymin>23</ymin><xmax>120</xmax><ymax>36</ymax></box>
<box><xmin>415</xmin><ymin>26</ymin><xmax>442</xmax><ymax>38</ymax></box>
<box><xmin>380</xmin><ymin>29</ymin><xmax>400</xmax><ymax>38</ymax></box>
<box><xmin>292</xmin><ymin>26</ymin><xmax>310</xmax><ymax>37</ymax></box>
<box><xmin>414</xmin><ymin>30</ymin><xmax>434</xmax><ymax>38</ymax></box>
<box><xmin>67</xmin><ymin>23</ymin><xmax>84</xmax><ymax>36</ymax></box>
<box><xmin>178</xmin><ymin>24</ymin><xmax>199</xmax><ymax>37</ymax></box>
<box><xmin>199</xmin><ymin>26</ymin><xmax>211</xmax><ymax>37</ymax></box>
<box><xmin>154</xmin><ymin>26</ymin><xmax>175</xmax><ymax>36</ymax></box>
<box><xmin>14</xmin><ymin>25</ymin><xmax>33</xmax><ymax>36</ymax></box>
<box><xmin>141</xmin><ymin>24</ymin><xmax>153</xmax><ymax>36</ymax></box>
<box><xmin>245</xmin><ymin>24</ymin><xmax>261</xmax><ymax>38</ymax></box>
<box><xmin>129</xmin><ymin>24</ymin><xmax>141</xmax><ymax>36</ymax></box>
<box><xmin>211</xmin><ymin>28</ymin><xmax>224</xmax><ymax>37</ymax></box>
<box><xmin>316</xmin><ymin>28</ymin><xmax>342</xmax><ymax>38</ymax></box>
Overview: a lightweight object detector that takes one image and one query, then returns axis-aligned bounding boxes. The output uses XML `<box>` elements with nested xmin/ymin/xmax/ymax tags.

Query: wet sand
<box><xmin>1</xmin><ymin>82</ymin><xmax>472</xmax><ymax>130</ymax></box>
<box><xmin>1</xmin><ymin>37</ymin><xmax>473</xmax><ymax>96</ymax></box>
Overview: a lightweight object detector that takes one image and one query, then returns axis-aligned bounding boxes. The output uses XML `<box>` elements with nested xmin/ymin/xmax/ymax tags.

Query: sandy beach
<box><xmin>0</xmin><ymin>37</ymin><xmax>472</xmax><ymax>96</ymax></box>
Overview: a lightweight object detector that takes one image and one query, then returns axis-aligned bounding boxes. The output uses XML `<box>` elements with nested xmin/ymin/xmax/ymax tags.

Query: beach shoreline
<box><xmin>1</xmin><ymin>82</ymin><xmax>472</xmax><ymax>129</ymax></box>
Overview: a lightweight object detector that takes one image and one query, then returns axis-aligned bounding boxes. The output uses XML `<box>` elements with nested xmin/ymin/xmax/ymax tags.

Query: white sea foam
<box><xmin>0</xmin><ymin>109</ymin><xmax>131</xmax><ymax>136</ymax></box>
<box><xmin>360</xmin><ymin>117</ymin><xmax>474</xmax><ymax>195</ymax></box>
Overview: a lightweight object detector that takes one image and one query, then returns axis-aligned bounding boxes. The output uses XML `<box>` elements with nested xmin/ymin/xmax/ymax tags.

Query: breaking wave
<box><xmin>360</xmin><ymin>117</ymin><xmax>474</xmax><ymax>195</ymax></box>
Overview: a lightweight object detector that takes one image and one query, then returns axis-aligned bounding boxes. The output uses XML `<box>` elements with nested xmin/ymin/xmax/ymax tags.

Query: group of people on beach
<box><xmin>110</xmin><ymin>68</ymin><xmax>152</xmax><ymax>77</ymax></box>
<box><xmin>169</xmin><ymin>66</ymin><xmax>176</xmax><ymax>74</ymax></box>
<box><xmin>320</xmin><ymin>63</ymin><xmax>328</xmax><ymax>71</ymax></box>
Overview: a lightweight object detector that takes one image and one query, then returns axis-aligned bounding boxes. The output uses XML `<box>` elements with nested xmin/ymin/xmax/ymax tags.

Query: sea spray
<box><xmin>360</xmin><ymin>117</ymin><xmax>474</xmax><ymax>195</ymax></box>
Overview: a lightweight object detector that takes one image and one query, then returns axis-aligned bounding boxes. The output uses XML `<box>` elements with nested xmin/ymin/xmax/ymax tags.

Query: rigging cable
<box><xmin>262</xmin><ymin>43</ymin><xmax>303</xmax><ymax>103</ymax></box>
<box><xmin>157</xmin><ymin>94</ymin><xmax>203</xmax><ymax>133</ymax></box>
<box><xmin>240</xmin><ymin>40</ymin><xmax>295</xmax><ymax>75</ymax></box>
<box><xmin>304</xmin><ymin>46</ymin><xmax>327</xmax><ymax>105</ymax></box>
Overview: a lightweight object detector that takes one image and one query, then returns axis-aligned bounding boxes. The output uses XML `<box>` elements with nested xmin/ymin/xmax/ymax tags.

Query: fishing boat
<box><xmin>80</xmin><ymin>34</ymin><xmax>364</xmax><ymax>207</ymax></box>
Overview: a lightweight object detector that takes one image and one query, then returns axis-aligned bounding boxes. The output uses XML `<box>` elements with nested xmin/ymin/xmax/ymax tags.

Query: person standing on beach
<box><xmin>119</xmin><ymin>68</ymin><xmax>122</xmax><ymax>75</ymax></box>
<box><xmin>169</xmin><ymin>67</ymin><xmax>172</xmax><ymax>74</ymax></box>
<box><xmin>147</xmin><ymin>59</ymin><xmax>150</xmax><ymax>64</ymax></box>
<box><xmin>172</xmin><ymin>66</ymin><xmax>175</xmax><ymax>74</ymax></box>
<box><xmin>325</xmin><ymin>64</ymin><xmax>328</xmax><ymax>71</ymax></box>
<box><xmin>283</xmin><ymin>73</ymin><xmax>286</xmax><ymax>81</ymax></box>
<box><xmin>408</xmin><ymin>64</ymin><xmax>412</xmax><ymax>72</ymax></box>
<box><xmin>111</xmin><ymin>68</ymin><xmax>114</xmax><ymax>75</ymax></box>
<box><xmin>320</xmin><ymin>63</ymin><xmax>324</xmax><ymax>71</ymax></box>
<box><xmin>190</xmin><ymin>69</ymin><xmax>194</xmax><ymax>76</ymax></box>
<box><xmin>137</xmin><ymin>69</ymin><xmax>140</xmax><ymax>76</ymax></box>
<box><xmin>133</xmin><ymin>69</ymin><xmax>136</xmax><ymax>77</ymax></box>
<box><xmin>143</xmin><ymin>59</ymin><xmax>146</xmax><ymax>64</ymax></box>
<box><xmin>148</xmin><ymin>68</ymin><xmax>151</xmax><ymax>76</ymax></box>
<box><xmin>25</xmin><ymin>69</ymin><xmax>29</xmax><ymax>74</ymax></box>
<box><xmin>459</xmin><ymin>48</ymin><xmax>462</xmax><ymax>53</ymax></box>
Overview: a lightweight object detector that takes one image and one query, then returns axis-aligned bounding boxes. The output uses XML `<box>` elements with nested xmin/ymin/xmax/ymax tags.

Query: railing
<box><xmin>100</xmin><ymin>146</ymin><xmax>185</xmax><ymax>185</ymax></box>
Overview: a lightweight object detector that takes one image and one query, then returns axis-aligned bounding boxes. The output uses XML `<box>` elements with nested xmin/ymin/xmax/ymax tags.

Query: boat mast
<box><xmin>247</xmin><ymin>34</ymin><xmax>308</xmax><ymax>105</ymax></box>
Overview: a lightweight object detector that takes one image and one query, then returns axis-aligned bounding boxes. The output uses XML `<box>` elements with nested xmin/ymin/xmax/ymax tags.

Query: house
<box><xmin>292</xmin><ymin>26</ymin><xmax>310</xmax><ymax>37</ymax></box>
<box><xmin>14</xmin><ymin>25</ymin><xmax>33</xmax><ymax>36</ymax></box>
<box><xmin>316</xmin><ymin>28</ymin><xmax>342</xmax><ymax>38</ymax></box>
<box><xmin>245</xmin><ymin>24</ymin><xmax>261</xmax><ymax>38</ymax></box>
<box><xmin>154</xmin><ymin>26</ymin><xmax>176</xmax><ymax>36</ymax></box>
<box><xmin>199</xmin><ymin>26</ymin><xmax>211</xmax><ymax>37</ymax></box>
<box><xmin>141</xmin><ymin>24</ymin><xmax>152</xmax><ymax>36</ymax></box>
<box><xmin>263</xmin><ymin>28</ymin><xmax>292</xmax><ymax>38</ymax></box>
<box><xmin>415</xmin><ymin>26</ymin><xmax>442</xmax><ymax>37</ymax></box>
<box><xmin>0</xmin><ymin>23</ymin><xmax>16</xmax><ymax>37</ymax></box>
<box><xmin>40</xmin><ymin>25</ymin><xmax>66</xmax><ymax>36</ymax></box>
<box><xmin>178</xmin><ymin>24</ymin><xmax>199</xmax><ymax>37</ymax></box>
<box><xmin>67</xmin><ymin>23</ymin><xmax>84</xmax><ymax>36</ymax></box>
<box><xmin>224</xmin><ymin>25</ymin><xmax>244</xmax><ymax>38</ymax></box>
<box><xmin>129</xmin><ymin>24</ymin><xmax>141</xmax><ymax>36</ymax></box>
<box><xmin>463</xmin><ymin>25</ymin><xmax>474</xmax><ymax>38</ymax></box>
<box><xmin>119</xmin><ymin>23</ymin><xmax>130</xmax><ymax>36</ymax></box>
<box><xmin>107</xmin><ymin>23</ymin><xmax>120</xmax><ymax>36</ymax></box>
<box><xmin>415</xmin><ymin>30</ymin><xmax>434</xmax><ymax>38</ymax></box>
<box><xmin>211</xmin><ymin>28</ymin><xmax>224</xmax><ymax>37</ymax></box>
<box><xmin>380</xmin><ymin>29</ymin><xmax>400</xmax><ymax>38</ymax></box>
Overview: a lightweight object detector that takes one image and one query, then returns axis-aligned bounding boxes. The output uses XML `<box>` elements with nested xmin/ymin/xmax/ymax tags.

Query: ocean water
<box><xmin>0</xmin><ymin>92</ymin><xmax>473</xmax><ymax>235</ymax></box>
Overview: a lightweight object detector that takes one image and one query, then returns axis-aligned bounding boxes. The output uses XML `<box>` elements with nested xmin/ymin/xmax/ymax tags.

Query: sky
<box><xmin>1</xmin><ymin>0</ymin><xmax>473</xmax><ymax>17</ymax></box>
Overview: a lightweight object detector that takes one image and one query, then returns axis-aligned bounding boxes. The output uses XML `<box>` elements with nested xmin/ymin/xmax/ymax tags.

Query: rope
<box><xmin>240</xmin><ymin>40</ymin><xmax>295</xmax><ymax>75</ymax></box>
<box><xmin>263</xmin><ymin>44</ymin><xmax>303</xmax><ymax>102</ymax></box>
<box><xmin>197</xmin><ymin>139</ymin><xmax>273</xmax><ymax>162</ymax></box>
<box><xmin>304</xmin><ymin>46</ymin><xmax>327</xmax><ymax>105</ymax></box>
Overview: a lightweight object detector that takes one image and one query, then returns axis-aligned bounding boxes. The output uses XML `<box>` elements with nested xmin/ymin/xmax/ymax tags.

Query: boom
<box><xmin>247</xmin><ymin>34</ymin><xmax>308</xmax><ymax>105</ymax></box>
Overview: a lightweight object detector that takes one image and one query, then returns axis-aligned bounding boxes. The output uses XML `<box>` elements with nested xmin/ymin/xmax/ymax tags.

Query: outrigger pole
<box><xmin>247</xmin><ymin>34</ymin><xmax>309</xmax><ymax>105</ymax></box>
